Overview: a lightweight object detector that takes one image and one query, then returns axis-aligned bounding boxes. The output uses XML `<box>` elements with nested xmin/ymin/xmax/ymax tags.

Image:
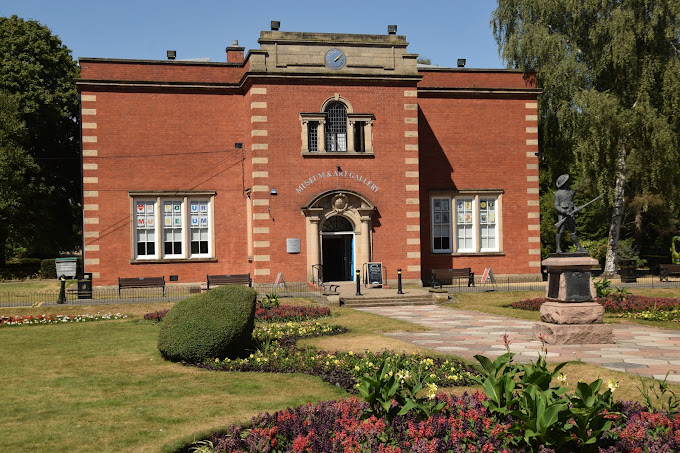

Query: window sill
<box><xmin>431</xmin><ymin>251</ymin><xmax>505</xmax><ymax>257</ymax></box>
<box><xmin>130</xmin><ymin>257</ymin><xmax>218</xmax><ymax>264</ymax></box>
<box><xmin>301</xmin><ymin>151</ymin><xmax>374</xmax><ymax>157</ymax></box>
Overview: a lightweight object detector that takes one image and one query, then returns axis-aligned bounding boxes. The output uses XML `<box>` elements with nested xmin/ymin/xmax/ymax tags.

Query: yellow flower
<box><xmin>607</xmin><ymin>379</ymin><xmax>619</xmax><ymax>392</ymax></box>
<box><xmin>557</xmin><ymin>373</ymin><xmax>568</xmax><ymax>386</ymax></box>
<box><xmin>426</xmin><ymin>382</ymin><xmax>438</xmax><ymax>400</ymax></box>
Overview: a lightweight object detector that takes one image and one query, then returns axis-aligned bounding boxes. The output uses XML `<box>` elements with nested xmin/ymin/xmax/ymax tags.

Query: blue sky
<box><xmin>1</xmin><ymin>0</ymin><xmax>506</xmax><ymax>69</ymax></box>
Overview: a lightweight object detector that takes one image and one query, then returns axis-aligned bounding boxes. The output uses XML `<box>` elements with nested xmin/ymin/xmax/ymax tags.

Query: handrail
<box><xmin>311</xmin><ymin>264</ymin><xmax>323</xmax><ymax>285</ymax></box>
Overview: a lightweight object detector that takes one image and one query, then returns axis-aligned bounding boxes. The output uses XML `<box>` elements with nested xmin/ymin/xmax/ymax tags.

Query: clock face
<box><xmin>325</xmin><ymin>48</ymin><xmax>346</xmax><ymax>70</ymax></box>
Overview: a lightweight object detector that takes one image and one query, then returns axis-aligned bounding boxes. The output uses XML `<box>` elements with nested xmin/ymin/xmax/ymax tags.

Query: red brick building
<box><xmin>77</xmin><ymin>26</ymin><xmax>541</xmax><ymax>286</ymax></box>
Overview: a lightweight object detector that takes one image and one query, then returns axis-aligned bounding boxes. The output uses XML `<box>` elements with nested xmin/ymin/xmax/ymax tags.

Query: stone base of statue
<box><xmin>533</xmin><ymin>252</ymin><xmax>613</xmax><ymax>344</ymax></box>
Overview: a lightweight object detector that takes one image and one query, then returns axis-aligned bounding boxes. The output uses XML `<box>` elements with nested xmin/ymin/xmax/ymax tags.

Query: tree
<box><xmin>0</xmin><ymin>91</ymin><xmax>50</xmax><ymax>266</ymax></box>
<box><xmin>0</xmin><ymin>16</ymin><xmax>81</xmax><ymax>259</ymax></box>
<box><xmin>493</xmin><ymin>0</ymin><xmax>680</xmax><ymax>274</ymax></box>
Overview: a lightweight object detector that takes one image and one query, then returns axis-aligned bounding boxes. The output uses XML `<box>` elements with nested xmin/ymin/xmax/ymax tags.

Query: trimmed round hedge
<box><xmin>158</xmin><ymin>285</ymin><xmax>257</xmax><ymax>363</ymax></box>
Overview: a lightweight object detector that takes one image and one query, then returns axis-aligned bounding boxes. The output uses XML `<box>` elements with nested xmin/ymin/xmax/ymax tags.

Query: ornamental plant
<box><xmin>472</xmin><ymin>337</ymin><xmax>619</xmax><ymax>452</ymax></box>
<box><xmin>158</xmin><ymin>285</ymin><xmax>256</xmax><ymax>362</ymax></box>
<box><xmin>357</xmin><ymin>357</ymin><xmax>445</xmax><ymax>422</ymax></box>
<box><xmin>0</xmin><ymin>312</ymin><xmax>127</xmax><ymax>327</ymax></box>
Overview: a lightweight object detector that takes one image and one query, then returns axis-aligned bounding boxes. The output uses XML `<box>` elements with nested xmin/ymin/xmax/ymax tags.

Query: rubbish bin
<box><xmin>77</xmin><ymin>272</ymin><xmax>93</xmax><ymax>299</ymax></box>
<box><xmin>619</xmin><ymin>259</ymin><xmax>637</xmax><ymax>283</ymax></box>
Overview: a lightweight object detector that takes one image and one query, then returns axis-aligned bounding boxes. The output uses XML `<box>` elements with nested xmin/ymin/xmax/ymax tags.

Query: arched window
<box><xmin>325</xmin><ymin>102</ymin><xmax>347</xmax><ymax>152</ymax></box>
<box><xmin>322</xmin><ymin>215</ymin><xmax>353</xmax><ymax>232</ymax></box>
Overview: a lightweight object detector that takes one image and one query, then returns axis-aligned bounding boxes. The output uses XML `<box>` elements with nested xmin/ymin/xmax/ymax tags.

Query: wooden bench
<box><xmin>118</xmin><ymin>277</ymin><xmax>165</xmax><ymax>297</ymax></box>
<box><xmin>659</xmin><ymin>264</ymin><xmax>680</xmax><ymax>282</ymax></box>
<box><xmin>430</xmin><ymin>268</ymin><xmax>475</xmax><ymax>289</ymax></box>
<box><xmin>206</xmin><ymin>273</ymin><xmax>252</xmax><ymax>290</ymax></box>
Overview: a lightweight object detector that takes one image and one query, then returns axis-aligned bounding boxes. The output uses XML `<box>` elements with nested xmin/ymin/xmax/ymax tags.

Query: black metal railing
<box><xmin>0</xmin><ymin>282</ymin><xmax>324</xmax><ymax>308</ymax></box>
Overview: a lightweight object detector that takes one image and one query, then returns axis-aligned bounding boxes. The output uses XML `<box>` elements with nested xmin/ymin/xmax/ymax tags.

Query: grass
<box><xmin>4</xmin><ymin>291</ymin><xmax>680</xmax><ymax>451</ymax></box>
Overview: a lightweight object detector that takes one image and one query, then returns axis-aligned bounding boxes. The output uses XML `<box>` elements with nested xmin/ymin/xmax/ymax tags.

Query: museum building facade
<box><xmin>77</xmin><ymin>26</ymin><xmax>541</xmax><ymax>286</ymax></box>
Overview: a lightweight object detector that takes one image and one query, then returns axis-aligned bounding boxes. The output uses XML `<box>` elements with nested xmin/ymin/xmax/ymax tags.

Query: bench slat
<box><xmin>118</xmin><ymin>277</ymin><xmax>165</xmax><ymax>297</ymax></box>
<box><xmin>659</xmin><ymin>264</ymin><xmax>680</xmax><ymax>281</ymax></box>
<box><xmin>206</xmin><ymin>274</ymin><xmax>252</xmax><ymax>290</ymax></box>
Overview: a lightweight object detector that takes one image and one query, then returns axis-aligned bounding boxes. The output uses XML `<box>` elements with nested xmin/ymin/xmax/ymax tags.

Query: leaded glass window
<box><xmin>432</xmin><ymin>198</ymin><xmax>452</xmax><ymax>253</ymax></box>
<box><xmin>479</xmin><ymin>198</ymin><xmax>497</xmax><ymax>251</ymax></box>
<box><xmin>163</xmin><ymin>200</ymin><xmax>183</xmax><ymax>256</ymax></box>
<box><xmin>456</xmin><ymin>198</ymin><xmax>474</xmax><ymax>252</ymax></box>
<box><xmin>190</xmin><ymin>200</ymin><xmax>210</xmax><ymax>255</ymax></box>
<box><xmin>325</xmin><ymin>102</ymin><xmax>347</xmax><ymax>152</ymax></box>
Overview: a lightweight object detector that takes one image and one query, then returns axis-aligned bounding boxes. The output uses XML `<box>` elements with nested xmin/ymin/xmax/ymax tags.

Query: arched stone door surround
<box><xmin>302</xmin><ymin>190</ymin><xmax>375</xmax><ymax>282</ymax></box>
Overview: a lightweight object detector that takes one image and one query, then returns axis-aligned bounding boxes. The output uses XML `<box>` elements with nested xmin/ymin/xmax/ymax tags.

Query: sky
<box><xmin>1</xmin><ymin>0</ymin><xmax>506</xmax><ymax>69</ymax></box>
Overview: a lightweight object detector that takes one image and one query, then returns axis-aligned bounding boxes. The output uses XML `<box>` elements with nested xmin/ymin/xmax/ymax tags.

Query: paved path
<box><xmin>355</xmin><ymin>305</ymin><xmax>680</xmax><ymax>382</ymax></box>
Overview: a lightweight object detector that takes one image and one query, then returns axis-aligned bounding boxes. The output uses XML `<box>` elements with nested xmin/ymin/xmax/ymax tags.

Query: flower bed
<box><xmin>512</xmin><ymin>295</ymin><xmax>680</xmax><ymax>316</ymax></box>
<box><xmin>253</xmin><ymin>321</ymin><xmax>346</xmax><ymax>341</ymax></box>
<box><xmin>0</xmin><ymin>313</ymin><xmax>128</xmax><ymax>327</ymax></box>
<box><xmin>255</xmin><ymin>304</ymin><xmax>331</xmax><ymax>322</ymax></box>
<box><xmin>143</xmin><ymin>304</ymin><xmax>331</xmax><ymax>323</ymax></box>
<box><xmin>207</xmin><ymin>347</ymin><xmax>475</xmax><ymax>393</ymax></box>
<box><xmin>198</xmin><ymin>395</ymin><xmax>680</xmax><ymax>452</ymax></box>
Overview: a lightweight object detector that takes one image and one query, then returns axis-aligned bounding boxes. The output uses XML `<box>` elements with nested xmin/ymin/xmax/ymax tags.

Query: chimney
<box><xmin>457</xmin><ymin>58</ymin><xmax>466</xmax><ymax>68</ymax></box>
<box><xmin>166</xmin><ymin>50</ymin><xmax>176</xmax><ymax>60</ymax></box>
<box><xmin>226</xmin><ymin>40</ymin><xmax>245</xmax><ymax>63</ymax></box>
<box><xmin>271</xmin><ymin>20</ymin><xmax>280</xmax><ymax>31</ymax></box>
<box><xmin>387</xmin><ymin>25</ymin><xmax>397</xmax><ymax>35</ymax></box>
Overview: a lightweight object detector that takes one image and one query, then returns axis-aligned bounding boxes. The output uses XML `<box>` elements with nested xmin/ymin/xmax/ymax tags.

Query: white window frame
<box><xmin>430</xmin><ymin>192</ymin><xmax>503</xmax><ymax>254</ymax></box>
<box><xmin>455</xmin><ymin>197</ymin><xmax>476</xmax><ymax>253</ymax></box>
<box><xmin>162</xmin><ymin>199</ymin><xmax>185</xmax><ymax>259</ymax></box>
<box><xmin>131</xmin><ymin>192</ymin><xmax>215</xmax><ymax>261</ymax></box>
<box><xmin>134</xmin><ymin>199</ymin><xmax>158</xmax><ymax>259</ymax></box>
<box><xmin>479</xmin><ymin>197</ymin><xmax>499</xmax><ymax>252</ymax></box>
<box><xmin>431</xmin><ymin>197</ymin><xmax>452</xmax><ymax>253</ymax></box>
<box><xmin>188</xmin><ymin>198</ymin><xmax>211</xmax><ymax>258</ymax></box>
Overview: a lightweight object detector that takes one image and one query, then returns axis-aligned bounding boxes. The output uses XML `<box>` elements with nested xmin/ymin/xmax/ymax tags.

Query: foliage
<box><xmin>259</xmin><ymin>293</ymin><xmax>279</xmax><ymax>310</ymax></box>
<box><xmin>472</xmin><ymin>346</ymin><xmax>618</xmax><ymax>451</ymax></box>
<box><xmin>0</xmin><ymin>312</ymin><xmax>127</xmax><ymax>327</ymax></box>
<box><xmin>157</xmin><ymin>285</ymin><xmax>256</xmax><ymax>362</ymax></box>
<box><xmin>0</xmin><ymin>16</ymin><xmax>81</xmax><ymax>260</ymax></box>
<box><xmin>357</xmin><ymin>356</ymin><xmax>445</xmax><ymax>422</ymax></box>
<box><xmin>594</xmin><ymin>278</ymin><xmax>613</xmax><ymax>298</ymax></box>
<box><xmin>145</xmin><ymin>303</ymin><xmax>331</xmax><ymax>323</ymax></box>
<box><xmin>0</xmin><ymin>90</ymin><xmax>51</xmax><ymax>267</ymax></box>
<box><xmin>636</xmin><ymin>372</ymin><xmax>680</xmax><ymax>417</ymax></box>
<box><xmin>209</xmin><ymin>332</ymin><xmax>475</xmax><ymax>394</ymax></box>
<box><xmin>254</xmin><ymin>303</ymin><xmax>330</xmax><ymax>322</ymax></box>
<box><xmin>0</xmin><ymin>257</ymin><xmax>42</xmax><ymax>280</ymax></box>
<box><xmin>492</xmin><ymin>1</ymin><xmax>680</xmax><ymax>274</ymax></box>
<box><xmin>513</xmin><ymin>295</ymin><xmax>680</xmax><ymax>317</ymax></box>
<box><xmin>191</xmin><ymin>393</ymin><xmax>680</xmax><ymax>452</ymax></box>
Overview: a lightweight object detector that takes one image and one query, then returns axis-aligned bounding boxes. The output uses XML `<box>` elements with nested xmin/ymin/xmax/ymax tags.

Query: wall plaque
<box><xmin>286</xmin><ymin>238</ymin><xmax>301</xmax><ymax>254</ymax></box>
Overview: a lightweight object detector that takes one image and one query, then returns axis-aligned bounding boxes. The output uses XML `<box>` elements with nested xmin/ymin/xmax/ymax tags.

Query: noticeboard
<box><xmin>367</xmin><ymin>262</ymin><xmax>383</xmax><ymax>286</ymax></box>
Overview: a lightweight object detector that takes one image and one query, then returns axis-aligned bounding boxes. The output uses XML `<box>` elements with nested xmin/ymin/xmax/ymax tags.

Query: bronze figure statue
<box><xmin>553</xmin><ymin>174</ymin><xmax>603</xmax><ymax>254</ymax></box>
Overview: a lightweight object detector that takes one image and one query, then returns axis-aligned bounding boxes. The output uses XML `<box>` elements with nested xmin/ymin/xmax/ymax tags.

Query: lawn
<box><xmin>3</xmin><ymin>288</ymin><xmax>680</xmax><ymax>451</ymax></box>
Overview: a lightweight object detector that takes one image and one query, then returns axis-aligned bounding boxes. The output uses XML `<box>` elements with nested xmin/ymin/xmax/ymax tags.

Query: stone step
<box><xmin>340</xmin><ymin>295</ymin><xmax>438</xmax><ymax>307</ymax></box>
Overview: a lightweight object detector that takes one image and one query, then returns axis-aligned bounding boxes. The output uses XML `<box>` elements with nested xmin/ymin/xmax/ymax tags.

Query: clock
<box><xmin>325</xmin><ymin>48</ymin><xmax>346</xmax><ymax>70</ymax></box>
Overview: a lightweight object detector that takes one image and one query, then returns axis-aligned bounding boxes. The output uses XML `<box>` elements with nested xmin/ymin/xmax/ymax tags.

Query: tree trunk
<box><xmin>604</xmin><ymin>143</ymin><xmax>627</xmax><ymax>276</ymax></box>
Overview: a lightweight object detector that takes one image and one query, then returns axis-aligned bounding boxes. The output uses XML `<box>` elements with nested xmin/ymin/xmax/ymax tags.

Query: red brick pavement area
<box><xmin>355</xmin><ymin>305</ymin><xmax>680</xmax><ymax>382</ymax></box>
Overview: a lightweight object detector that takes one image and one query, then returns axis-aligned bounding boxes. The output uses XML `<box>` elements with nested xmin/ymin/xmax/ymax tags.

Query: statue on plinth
<box><xmin>553</xmin><ymin>174</ymin><xmax>603</xmax><ymax>254</ymax></box>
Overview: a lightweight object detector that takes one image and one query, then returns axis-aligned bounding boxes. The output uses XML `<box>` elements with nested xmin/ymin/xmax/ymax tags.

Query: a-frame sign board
<box><xmin>481</xmin><ymin>267</ymin><xmax>497</xmax><ymax>290</ymax></box>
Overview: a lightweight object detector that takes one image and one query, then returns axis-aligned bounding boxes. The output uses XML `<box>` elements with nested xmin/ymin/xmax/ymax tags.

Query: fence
<box><xmin>0</xmin><ymin>282</ymin><xmax>323</xmax><ymax>308</ymax></box>
<box><xmin>442</xmin><ymin>272</ymin><xmax>680</xmax><ymax>294</ymax></box>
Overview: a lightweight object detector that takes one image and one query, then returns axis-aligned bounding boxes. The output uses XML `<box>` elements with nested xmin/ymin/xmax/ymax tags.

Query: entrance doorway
<box><xmin>321</xmin><ymin>216</ymin><xmax>354</xmax><ymax>281</ymax></box>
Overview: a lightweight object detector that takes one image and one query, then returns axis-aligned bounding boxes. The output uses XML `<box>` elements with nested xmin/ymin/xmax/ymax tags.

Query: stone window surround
<box><xmin>300</xmin><ymin>95</ymin><xmax>375</xmax><ymax>156</ymax></box>
<box><xmin>429</xmin><ymin>189</ymin><xmax>505</xmax><ymax>256</ymax></box>
<box><xmin>129</xmin><ymin>191</ymin><xmax>217</xmax><ymax>264</ymax></box>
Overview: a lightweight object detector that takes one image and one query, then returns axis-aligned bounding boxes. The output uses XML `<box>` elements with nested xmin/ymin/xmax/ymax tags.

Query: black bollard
<box><xmin>57</xmin><ymin>274</ymin><xmax>66</xmax><ymax>304</ymax></box>
<box><xmin>397</xmin><ymin>268</ymin><xmax>403</xmax><ymax>294</ymax></box>
<box><xmin>355</xmin><ymin>269</ymin><xmax>361</xmax><ymax>296</ymax></box>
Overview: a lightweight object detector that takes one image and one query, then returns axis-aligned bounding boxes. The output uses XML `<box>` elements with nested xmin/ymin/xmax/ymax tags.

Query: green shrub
<box><xmin>0</xmin><ymin>258</ymin><xmax>42</xmax><ymax>280</ymax></box>
<box><xmin>157</xmin><ymin>285</ymin><xmax>257</xmax><ymax>363</ymax></box>
<box><xmin>39</xmin><ymin>259</ymin><xmax>56</xmax><ymax>279</ymax></box>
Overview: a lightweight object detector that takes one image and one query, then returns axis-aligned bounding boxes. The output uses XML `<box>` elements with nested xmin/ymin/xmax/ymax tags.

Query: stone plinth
<box><xmin>540</xmin><ymin>301</ymin><xmax>604</xmax><ymax>324</ymax></box>
<box><xmin>533</xmin><ymin>322</ymin><xmax>614</xmax><ymax>344</ymax></box>
<box><xmin>429</xmin><ymin>289</ymin><xmax>449</xmax><ymax>303</ymax></box>
<box><xmin>534</xmin><ymin>253</ymin><xmax>613</xmax><ymax>344</ymax></box>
